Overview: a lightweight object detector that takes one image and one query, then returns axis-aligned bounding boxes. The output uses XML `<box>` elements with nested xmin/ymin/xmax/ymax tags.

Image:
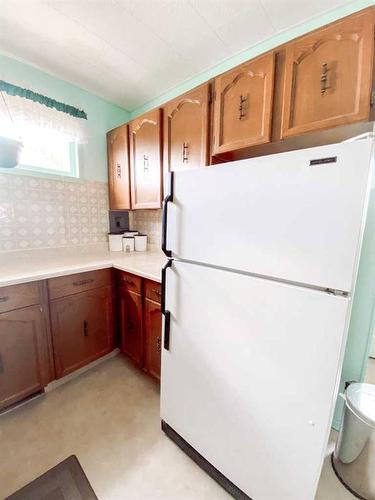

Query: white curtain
<box><xmin>0</xmin><ymin>91</ymin><xmax>88</xmax><ymax>143</ymax></box>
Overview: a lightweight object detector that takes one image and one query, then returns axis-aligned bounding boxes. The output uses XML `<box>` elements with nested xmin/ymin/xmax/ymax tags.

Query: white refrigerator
<box><xmin>160</xmin><ymin>139</ymin><xmax>374</xmax><ymax>500</ymax></box>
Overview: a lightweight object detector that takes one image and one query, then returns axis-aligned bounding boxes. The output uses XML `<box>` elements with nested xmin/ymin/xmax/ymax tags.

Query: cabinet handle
<box><xmin>152</xmin><ymin>288</ymin><xmax>161</xmax><ymax>296</ymax></box>
<box><xmin>127</xmin><ymin>319</ymin><xmax>134</xmax><ymax>332</ymax></box>
<box><xmin>143</xmin><ymin>154</ymin><xmax>149</xmax><ymax>172</ymax></box>
<box><xmin>116</xmin><ymin>164</ymin><xmax>122</xmax><ymax>179</ymax></box>
<box><xmin>161</xmin><ymin>259</ymin><xmax>173</xmax><ymax>350</ymax></box>
<box><xmin>123</xmin><ymin>277</ymin><xmax>134</xmax><ymax>285</ymax></box>
<box><xmin>83</xmin><ymin>320</ymin><xmax>89</xmax><ymax>337</ymax></box>
<box><xmin>182</xmin><ymin>142</ymin><xmax>189</xmax><ymax>163</ymax></box>
<box><xmin>0</xmin><ymin>296</ymin><xmax>9</xmax><ymax>303</ymax></box>
<box><xmin>156</xmin><ymin>337</ymin><xmax>161</xmax><ymax>353</ymax></box>
<box><xmin>162</xmin><ymin>172</ymin><xmax>174</xmax><ymax>258</ymax></box>
<box><xmin>238</xmin><ymin>94</ymin><xmax>247</xmax><ymax>120</ymax></box>
<box><xmin>73</xmin><ymin>278</ymin><xmax>94</xmax><ymax>286</ymax></box>
<box><xmin>0</xmin><ymin>353</ymin><xmax>4</xmax><ymax>373</ymax></box>
<box><xmin>320</xmin><ymin>63</ymin><xmax>329</xmax><ymax>95</ymax></box>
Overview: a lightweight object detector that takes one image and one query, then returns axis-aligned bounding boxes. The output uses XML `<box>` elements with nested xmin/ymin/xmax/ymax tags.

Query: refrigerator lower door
<box><xmin>166</xmin><ymin>140</ymin><xmax>373</xmax><ymax>292</ymax></box>
<box><xmin>161</xmin><ymin>261</ymin><xmax>350</xmax><ymax>500</ymax></box>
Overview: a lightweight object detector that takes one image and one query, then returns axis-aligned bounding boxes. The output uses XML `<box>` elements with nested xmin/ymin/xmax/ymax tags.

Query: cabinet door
<box><xmin>50</xmin><ymin>286</ymin><xmax>114</xmax><ymax>378</ymax></box>
<box><xmin>143</xmin><ymin>298</ymin><xmax>162</xmax><ymax>381</ymax></box>
<box><xmin>164</xmin><ymin>84</ymin><xmax>210</xmax><ymax>171</ymax></box>
<box><xmin>107</xmin><ymin>124</ymin><xmax>131</xmax><ymax>210</ymax></box>
<box><xmin>119</xmin><ymin>287</ymin><xmax>143</xmax><ymax>366</ymax></box>
<box><xmin>281</xmin><ymin>11</ymin><xmax>375</xmax><ymax>138</ymax></box>
<box><xmin>0</xmin><ymin>305</ymin><xmax>49</xmax><ymax>410</ymax></box>
<box><xmin>129</xmin><ymin>109</ymin><xmax>163</xmax><ymax>209</ymax></box>
<box><xmin>212</xmin><ymin>53</ymin><xmax>275</xmax><ymax>155</ymax></box>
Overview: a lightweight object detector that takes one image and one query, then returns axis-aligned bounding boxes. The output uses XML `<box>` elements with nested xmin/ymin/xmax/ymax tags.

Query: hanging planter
<box><xmin>0</xmin><ymin>136</ymin><xmax>23</xmax><ymax>168</ymax></box>
<box><xmin>0</xmin><ymin>88</ymin><xmax>23</xmax><ymax>168</ymax></box>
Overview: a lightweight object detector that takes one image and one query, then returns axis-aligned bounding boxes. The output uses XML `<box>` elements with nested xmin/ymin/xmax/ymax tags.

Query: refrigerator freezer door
<box><xmin>161</xmin><ymin>261</ymin><xmax>350</xmax><ymax>500</ymax></box>
<box><xmin>167</xmin><ymin>140</ymin><xmax>373</xmax><ymax>292</ymax></box>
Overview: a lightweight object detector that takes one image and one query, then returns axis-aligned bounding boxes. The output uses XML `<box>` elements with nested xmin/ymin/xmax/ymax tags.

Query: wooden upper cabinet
<box><xmin>164</xmin><ymin>83</ymin><xmax>210</xmax><ymax>171</ymax></box>
<box><xmin>281</xmin><ymin>10</ymin><xmax>375</xmax><ymax>138</ymax></box>
<box><xmin>107</xmin><ymin>124</ymin><xmax>131</xmax><ymax>210</ymax></box>
<box><xmin>129</xmin><ymin>109</ymin><xmax>163</xmax><ymax>209</ymax></box>
<box><xmin>212</xmin><ymin>53</ymin><xmax>275</xmax><ymax>155</ymax></box>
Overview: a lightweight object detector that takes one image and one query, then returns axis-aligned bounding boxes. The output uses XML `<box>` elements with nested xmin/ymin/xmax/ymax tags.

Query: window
<box><xmin>0</xmin><ymin>82</ymin><xmax>86</xmax><ymax>178</ymax></box>
<box><xmin>16</xmin><ymin>124</ymin><xmax>79</xmax><ymax>177</ymax></box>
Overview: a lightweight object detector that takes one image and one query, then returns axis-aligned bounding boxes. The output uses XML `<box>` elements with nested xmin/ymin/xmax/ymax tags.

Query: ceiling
<box><xmin>0</xmin><ymin>0</ymin><xmax>356</xmax><ymax>111</ymax></box>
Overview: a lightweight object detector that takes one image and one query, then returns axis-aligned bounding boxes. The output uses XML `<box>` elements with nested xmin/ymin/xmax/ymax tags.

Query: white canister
<box><xmin>134</xmin><ymin>234</ymin><xmax>147</xmax><ymax>252</ymax></box>
<box><xmin>123</xmin><ymin>236</ymin><xmax>135</xmax><ymax>252</ymax></box>
<box><xmin>123</xmin><ymin>231</ymin><xmax>139</xmax><ymax>237</ymax></box>
<box><xmin>108</xmin><ymin>234</ymin><xmax>123</xmax><ymax>252</ymax></box>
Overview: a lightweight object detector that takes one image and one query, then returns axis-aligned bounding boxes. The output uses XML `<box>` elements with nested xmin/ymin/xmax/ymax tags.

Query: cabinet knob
<box><xmin>116</xmin><ymin>164</ymin><xmax>122</xmax><ymax>179</ymax></box>
<box><xmin>73</xmin><ymin>278</ymin><xmax>94</xmax><ymax>287</ymax></box>
<box><xmin>143</xmin><ymin>154</ymin><xmax>149</xmax><ymax>172</ymax></box>
<box><xmin>182</xmin><ymin>142</ymin><xmax>189</xmax><ymax>163</ymax></box>
<box><xmin>320</xmin><ymin>63</ymin><xmax>330</xmax><ymax>95</ymax></box>
<box><xmin>0</xmin><ymin>296</ymin><xmax>9</xmax><ymax>303</ymax></box>
<box><xmin>83</xmin><ymin>320</ymin><xmax>89</xmax><ymax>337</ymax></box>
<box><xmin>238</xmin><ymin>94</ymin><xmax>247</xmax><ymax>120</ymax></box>
<box><xmin>152</xmin><ymin>288</ymin><xmax>161</xmax><ymax>296</ymax></box>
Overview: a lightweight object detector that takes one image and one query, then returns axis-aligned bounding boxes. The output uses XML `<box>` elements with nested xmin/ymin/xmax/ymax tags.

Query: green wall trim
<box><xmin>130</xmin><ymin>0</ymin><xmax>375</xmax><ymax>119</ymax></box>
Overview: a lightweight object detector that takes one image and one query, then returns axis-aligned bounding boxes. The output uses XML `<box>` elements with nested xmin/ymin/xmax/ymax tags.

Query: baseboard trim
<box><xmin>161</xmin><ymin>420</ymin><xmax>251</xmax><ymax>500</ymax></box>
<box><xmin>45</xmin><ymin>348</ymin><xmax>120</xmax><ymax>392</ymax></box>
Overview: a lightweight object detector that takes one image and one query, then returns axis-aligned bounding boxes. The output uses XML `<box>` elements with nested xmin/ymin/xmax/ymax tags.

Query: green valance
<box><xmin>0</xmin><ymin>80</ymin><xmax>87</xmax><ymax>120</ymax></box>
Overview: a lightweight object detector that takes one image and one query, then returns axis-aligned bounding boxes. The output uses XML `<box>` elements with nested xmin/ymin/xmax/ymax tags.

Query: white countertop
<box><xmin>0</xmin><ymin>244</ymin><xmax>167</xmax><ymax>286</ymax></box>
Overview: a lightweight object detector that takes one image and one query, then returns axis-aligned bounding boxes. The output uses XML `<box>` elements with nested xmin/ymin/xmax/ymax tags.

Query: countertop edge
<box><xmin>0</xmin><ymin>257</ymin><xmax>163</xmax><ymax>287</ymax></box>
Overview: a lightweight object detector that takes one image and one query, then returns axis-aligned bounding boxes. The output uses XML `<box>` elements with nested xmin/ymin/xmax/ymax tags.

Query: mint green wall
<box><xmin>333</xmin><ymin>154</ymin><xmax>375</xmax><ymax>430</ymax></box>
<box><xmin>0</xmin><ymin>53</ymin><xmax>129</xmax><ymax>181</ymax></box>
<box><xmin>130</xmin><ymin>0</ymin><xmax>375</xmax><ymax>118</ymax></box>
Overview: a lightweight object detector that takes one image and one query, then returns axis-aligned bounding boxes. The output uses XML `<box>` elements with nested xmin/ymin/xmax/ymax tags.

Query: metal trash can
<box><xmin>331</xmin><ymin>383</ymin><xmax>375</xmax><ymax>499</ymax></box>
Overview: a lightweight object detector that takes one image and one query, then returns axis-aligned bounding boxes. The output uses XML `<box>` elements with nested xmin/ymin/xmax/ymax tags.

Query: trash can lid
<box><xmin>346</xmin><ymin>383</ymin><xmax>375</xmax><ymax>428</ymax></box>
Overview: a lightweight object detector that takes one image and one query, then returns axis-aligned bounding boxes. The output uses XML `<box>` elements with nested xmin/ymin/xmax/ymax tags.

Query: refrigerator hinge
<box><xmin>325</xmin><ymin>288</ymin><xmax>348</xmax><ymax>297</ymax></box>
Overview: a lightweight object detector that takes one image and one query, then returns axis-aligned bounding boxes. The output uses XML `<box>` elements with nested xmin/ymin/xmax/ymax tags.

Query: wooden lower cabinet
<box><xmin>118</xmin><ymin>272</ymin><xmax>162</xmax><ymax>381</ymax></box>
<box><xmin>143</xmin><ymin>298</ymin><xmax>162</xmax><ymax>381</ymax></box>
<box><xmin>119</xmin><ymin>287</ymin><xmax>143</xmax><ymax>366</ymax></box>
<box><xmin>0</xmin><ymin>304</ymin><xmax>50</xmax><ymax>410</ymax></box>
<box><xmin>50</xmin><ymin>286</ymin><xmax>114</xmax><ymax>378</ymax></box>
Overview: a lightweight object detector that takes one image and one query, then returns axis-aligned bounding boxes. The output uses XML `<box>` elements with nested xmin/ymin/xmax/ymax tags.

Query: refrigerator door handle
<box><xmin>162</xmin><ymin>172</ymin><xmax>174</xmax><ymax>258</ymax></box>
<box><xmin>161</xmin><ymin>259</ymin><xmax>173</xmax><ymax>350</ymax></box>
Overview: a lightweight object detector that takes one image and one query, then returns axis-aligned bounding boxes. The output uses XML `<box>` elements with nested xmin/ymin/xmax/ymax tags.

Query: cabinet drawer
<box><xmin>0</xmin><ymin>282</ymin><xmax>40</xmax><ymax>314</ymax></box>
<box><xmin>144</xmin><ymin>280</ymin><xmax>161</xmax><ymax>303</ymax></box>
<box><xmin>117</xmin><ymin>271</ymin><xmax>142</xmax><ymax>294</ymax></box>
<box><xmin>48</xmin><ymin>269</ymin><xmax>112</xmax><ymax>300</ymax></box>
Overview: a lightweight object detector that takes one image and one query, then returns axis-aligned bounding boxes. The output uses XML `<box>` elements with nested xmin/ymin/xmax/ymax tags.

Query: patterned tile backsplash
<box><xmin>131</xmin><ymin>209</ymin><xmax>162</xmax><ymax>247</ymax></box>
<box><xmin>0</xmin><ymin>172</ymin><xmax>163</xmax><ymax>252</ymax></box>
<box><xmin>0</xmin><ymin>173</ymin><xmax>109</xmax><ymax>252</ymax></box>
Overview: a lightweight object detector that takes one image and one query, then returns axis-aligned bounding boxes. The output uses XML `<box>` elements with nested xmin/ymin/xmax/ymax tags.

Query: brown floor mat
<box><xmin>6</xmin><ymin>455</ymin><xmax>98</xmax><ymax>500</ymax></box>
